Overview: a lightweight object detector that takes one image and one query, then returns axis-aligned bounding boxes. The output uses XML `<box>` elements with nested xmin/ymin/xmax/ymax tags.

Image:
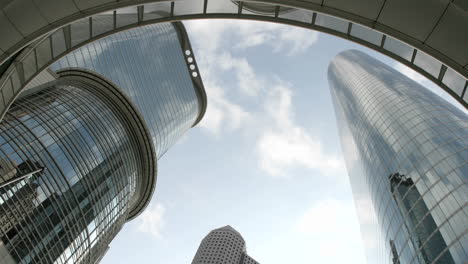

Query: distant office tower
<box><xmin>329</xmin><ymin>50</ymin><xmax>468</xmax><ymax>264</ymax></box>
<box><xmin>0</xmin><ymin>22</ymin><xmax>206</xmax><ymax>264</ymax></box>
<box><xmin>192</xmin><ymin>226</ymin><xmax>259</xmax><ymax>264</ymax></box>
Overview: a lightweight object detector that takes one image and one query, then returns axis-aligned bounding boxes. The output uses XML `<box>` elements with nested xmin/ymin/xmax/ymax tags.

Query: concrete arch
<box><xmin>0</xmin><ymin>0</ymin><xmax>467</xmax><ymax>119</ymax></box>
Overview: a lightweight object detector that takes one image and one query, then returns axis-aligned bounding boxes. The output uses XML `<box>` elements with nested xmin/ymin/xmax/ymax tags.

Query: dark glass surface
<box><xmin>329</xmin><ymin>50</ymin><xmax>468</xmax><ymax>264</ymax></box>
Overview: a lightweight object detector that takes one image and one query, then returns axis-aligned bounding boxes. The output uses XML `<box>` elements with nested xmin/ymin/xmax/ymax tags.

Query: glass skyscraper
<box><xmin>329</xmin><ymin>50</ymin><xmax>467</xmax><ymax>264</ymax></box>
<box><xmin>0</xmin><ymin>70</ymin><xmax>155</xmax><ymax>263</ymax></box>
<box><xmin>51</xmin><ymin>22</ymin><xmax>206</xmax><ymax>158</ymax></box>
<box><xmin>0</xmin><ymin>22</ymin><xmax>206</xmax><ymax>264</ymax></box>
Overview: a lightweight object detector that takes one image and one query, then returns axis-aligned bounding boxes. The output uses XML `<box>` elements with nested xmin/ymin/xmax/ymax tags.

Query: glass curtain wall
<box><xmin>0</xmin><ymin>80</ymin><xmax>143</xmax><ymax>264</ymax></box>
<box><xmin>51</xmin><ymin>23</ymin><xmax>200</xmax><ymax>158</ymax></box>
<box><xmin>329</xmin><ymin>50</ymin><xmax>468</xmax><ymax>264</ymax></box>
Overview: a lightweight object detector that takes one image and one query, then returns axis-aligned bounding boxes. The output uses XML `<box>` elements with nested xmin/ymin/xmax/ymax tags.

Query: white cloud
<box><xmin>295</xmin><ymin>199</ymin><xmax>367</xmax><ymax>262</ymax></box>
<box><xmin>187</xmin><ymin>20</ymin><xmax>318</xmax><ymax>55</ymax></box>
<box><xmin>185</xmin><ymin>20</ymin><xmax>340</xmax><ymax>177</ymax></box>
<box><xmin>185</xmin><ymin>19</ymin><xmax>320</xmax><ymax>135</ymax></box>
<box><xmin>137</xmin><ymin>203</ymin><xmax>165</xmax><ymax>238</ymax></box>
<box><xmin>257</xmin><ymin>84</ymin><xmax>345</xmax><ymax>177</ymax></box>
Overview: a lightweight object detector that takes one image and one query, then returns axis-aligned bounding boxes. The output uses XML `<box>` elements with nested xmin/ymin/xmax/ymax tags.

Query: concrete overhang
<box><xmin>0</xmin><ymin>0</ymin><xmax>466</xmax><ymax>118</ymax></box>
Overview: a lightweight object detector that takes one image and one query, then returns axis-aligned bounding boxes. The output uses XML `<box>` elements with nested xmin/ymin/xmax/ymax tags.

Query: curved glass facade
<box><xmin>51</xmin><ymin>23</ymin><xmax>201</xmax><ymax>158</ymax></box>
<box><xmin>329</xmin><ymin>50</ymin><xmax>468</xmax><ymax>264</ymax></box>
<box><xmin>0</xmin><ymin>79</ymin><xmax>144</xmax><ymax>264</ymax></box>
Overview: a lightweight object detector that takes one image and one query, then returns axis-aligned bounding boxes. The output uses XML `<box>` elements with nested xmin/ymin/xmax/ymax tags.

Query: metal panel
<box><xmin>378</xmin><ymin>0</ymin><xmax>449</xmax><ymax>41</ymax></box>
<box><xmin>2</xmin><ymin>0</ymin><xmax>48</xmax><ymax>35</ymax></box>
<box><xmin>0</xmin><ymin>11</ymin><xmax>23</xmax><ymax>52</ymax></box>
<box><xmin>324</xmin><ymin>0</ymin><xmax>385</xmax><ymax>20</ymax></box>
<box><xmin>73</xmin><ymin>0</ymin><xmax>117</xmax><ymax>11</ymax></box>
<box><xmin>32</xmin><ymin>0</ymin><xmax>79</xmax><ymax>23</ymax></box>
<box><xmin>425</xmin><ymin>4</ymin><xmax>468</xmax><ymax>68</ymax></box>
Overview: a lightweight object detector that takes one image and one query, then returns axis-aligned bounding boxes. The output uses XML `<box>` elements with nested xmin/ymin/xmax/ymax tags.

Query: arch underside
<box><xmin>0</xmin><ymin>0</ymin><xmax>467</xmax><ymax>120</ymax></box>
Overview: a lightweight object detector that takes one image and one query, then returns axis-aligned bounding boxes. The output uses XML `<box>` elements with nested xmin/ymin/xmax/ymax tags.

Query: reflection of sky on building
<box><xmin>329</xmin><ymin>50</ymin><xmax>468</xmax><ymax>264</ymax></box>
<box><xmin>52</xmin><ymin>23</ymin><xmax>200</xmax><ymax>158</ymax></box>
<box><xmin>0</xmin><ymin>83</ymin><xmax>142</xmax><ymax>264</ymax></box>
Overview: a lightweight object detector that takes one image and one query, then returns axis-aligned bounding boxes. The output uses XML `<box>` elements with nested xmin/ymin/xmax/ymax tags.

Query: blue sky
<box><xmin>100</xmin><ymin>19</ymin><xmax>464</xmax><ymax>264</ymax></box>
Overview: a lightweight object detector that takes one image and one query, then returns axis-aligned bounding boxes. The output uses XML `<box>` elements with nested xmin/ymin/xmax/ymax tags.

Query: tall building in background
<box><xmin>329</xmin><ymin>50</ymin><xmax>467</xmax><ymax>264</ymax></box>
<box><xmin>192</xmin><ymin>226</ymin><xmax>259</xmax><ymax>264</ymax></box>
<box><xmin>0</xmin><ymin>22</ymin><xmax>206</xmax><ymax>264</ymax></box>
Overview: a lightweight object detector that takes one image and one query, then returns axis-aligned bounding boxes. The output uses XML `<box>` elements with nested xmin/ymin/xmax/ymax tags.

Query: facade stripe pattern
<box><xmin>51</xmin><ymin>23</ymin><xmax>200</xmax><ymax>158</ymax></box>
<box><xmin>329</xmin><ymin>50</ymin><xmax>468</xmax><ymax>264</ymax></box>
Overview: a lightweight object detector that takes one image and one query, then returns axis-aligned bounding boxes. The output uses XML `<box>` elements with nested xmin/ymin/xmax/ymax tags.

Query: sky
<box><xmin>100</xmin><ymin>19</ymin><xmax>464</xmax><ymax>264</ymax></box>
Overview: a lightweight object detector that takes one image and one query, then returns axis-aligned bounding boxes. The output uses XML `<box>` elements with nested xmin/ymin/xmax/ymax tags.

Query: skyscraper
<box><xmin>192</xmin><ymin>226</ymin><xmax>259</xmax><ymax>264</ymax></box>
<box><xmin>328</xmin><ymin>50</ymin><xmax>468</xmax><ymax>264</ymax></box>
<box><xmin>0</xmin><ymin>22</ymin><xmax>206</xmax><ymax>264</ymax></box>
<box><xmin>51</xmin><ymin>22</ymin><xmax>206</xmax><ymax>158</ymax></box>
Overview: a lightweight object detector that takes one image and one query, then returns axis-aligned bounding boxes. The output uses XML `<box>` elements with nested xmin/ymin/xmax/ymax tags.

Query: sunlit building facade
<box><xmin>0</xmin><ymin>71</ymin><xmax>155</xmax><ymax>263</ymax></box>
<box><xmin>329</xmin><ymin>50</ymin><xmax>468</xmax><ymax>264</ymax></box>
<box><xmin>192</xmin><ymin>226</ymin><xmax>259</xmax><ymax>264</ymax></box>
<box><xmin>0</xmin><ymin>22</ymin><xmax>206</xmax><ymax>264</ymax></box>
<box><xmin>52</xmin><ymin>22</ymin><xmax>206</xmax><ymax>157</ymax></box>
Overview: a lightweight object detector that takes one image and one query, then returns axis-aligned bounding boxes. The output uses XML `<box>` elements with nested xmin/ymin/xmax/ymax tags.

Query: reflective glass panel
<box><xmin>384</xmin><ymin>36</ymin><xmax>413</xmax><ymax>62</ymax></box>
<box><xmin>206</xmin><ymin>0</ymin><xmax>239</xmax><ymax>13</ymax></box>
<box><xmin>174</xmin><ymin>0</ymin><xmax>204</xmax><ymax>15</ymax></box>
<box><xmin>22</xmin><ymin>52</ymin><xmax>36</xmax><ymax>81</ymax></box>
<box><xmin>51</xmin><ymin>23</ymin><xmax>200</xmax><ymax>157</ymax></box>
<box><xmin>143</xmin><ymin>2</ymin><xmax>172</xmax><ymax>21</ymax></box>
<box><xmin>241</xmin><ymin>2</ymin><xmax>276</xmax><ymax>17</ymax></box>
<box><xmin>71</xmin><ymin>19</ymin><xmax>90</xmax><ymax>47</ymax></box>
<box><xmin>51</xmin><ymin>30</ymin><xmax>66</xmax><ymax>58</ymax></box>
<box><xmin>442</xmin><ymin>68</ymin><xmax>466</xmax><ymax>96</ymax></box>
<box><xmin>278</xmin><ymin>8</ymin><xmax>313</xmax><ymax>23</ymax></box>
<box><xmin>35</xmin><ymin>38</ymin><xmax>52</xmax><ymax>69</ymax></box>
<box><xmin>414</xmin><ymin>51</ymin><xmax>442</xmax><ymax>78</ymax></box>
<box><xmin>116</xmin><ymin>7</ymin><xmax>138</xmax><ymax>28</ymax></box>
<box><xmin>350</xmin><ymin>23</ymin><xmax>382</xmax><ymax>46</ymax></box>
<box><xmin>315</xmin><ymin>13</ymin><xmax>348</xmax><ymax>33</ymax></box>
<box><xmin>92</xmin><ymin>15</ymin><xmax>114</xmax><ymax>37</ymax></box>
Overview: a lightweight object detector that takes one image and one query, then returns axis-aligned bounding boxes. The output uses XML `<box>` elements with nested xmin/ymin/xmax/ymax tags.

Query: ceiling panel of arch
<box><xmin>0</xmin><ymin>0</ymin><xmax>466</xmax><ymax>117</ymax></box>
<box><xmin>323</xmin><ymin>0</ymin><xmax>385</xmax><ymax>20</ymax></box>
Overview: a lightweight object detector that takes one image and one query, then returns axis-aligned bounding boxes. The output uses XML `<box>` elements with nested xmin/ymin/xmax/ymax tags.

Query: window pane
<box><xmin>384</xmin><ymin>36</ymin><xmax>413</xmax><ymax>61</ymax></box>
<box><xmin>414</xmin><ymin>51</ymin><xmax>441</xmax><ymax>78</ymax></box>
<box><xmin>442</xmin><ymin>68</ymin><xmax>467</xmax><ymax>96</ymax></box>
<box><xmin>315</xmin><ymin>13</ymin><xmax>348</xmax><ymax>33</ymax></box>
<box><xmin>22</xmin><ymin>52</ymin><xmax>36</xmax><ymax>80</ymax></box>
<box><xmin>351</xmin><ymin>24</ymin><xmax>382</xmax><ymax>46</ymax></box>
<box><xmin>35</xmin><ymin>38</ymin><xmax>52</xmax><ymax>69</ymax></box>
<box><xmin>116</xmin><ymin>6</ymin><xmax>138</xmax><ymax>28</ymax></box>
<box><xmin>71</xmin><ymin>19</ymin><xmax>90</xmax><ymax>47</ymax></box>
<box><xmin>143</xmin><ymin>2</ymin><xmax>172</xmax><ymax>20</ymax></box>
<box><xmin>278</xmin><ymin>8</ymin><xmax>313</xmax><ymax>23</ymax></box>
<box><xmin>92</xmin><ymin>15</ymin><xmax>114</xmax><ymax>37</ymax></box>
<box><xmin>174</xmin><ymin>0</ymin><xmax>204</xmax><ymax>15</ymax></box>
<box><xmin>241</xmin><ymin>2</ymin><xmax>276</xmax><ymax>17</ymax></box>
<box><xmin>51</xmin><ymin>30</ymin><xmax>66</xmax><ymax>58</ymax></box>
<box><xmin>206</xmin><ymin>0</ymin><xmax>238</xmax><ymax>13</ymax></box>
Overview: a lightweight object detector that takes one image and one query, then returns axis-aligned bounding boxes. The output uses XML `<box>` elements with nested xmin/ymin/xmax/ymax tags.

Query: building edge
<box><xmin>56</xmin><ymin>68</ymin><xmax>157</xmax><ymax>221</ymax></box>
<box><xmin>172</xmin><ymin>21</ymin><xmax>208</xmax><ymax>127</ymax></box>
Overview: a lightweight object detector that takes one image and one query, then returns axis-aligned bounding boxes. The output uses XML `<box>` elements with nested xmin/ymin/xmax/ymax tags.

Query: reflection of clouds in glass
<box><xmin>329</xmin><ymin>50</ymin><xmax>468</xmax><ymax>264</ymax></box>
<box><xmin>52</xmin><ymin>23</ymin><xmax>199</xmax><ymax>158</ymax></box>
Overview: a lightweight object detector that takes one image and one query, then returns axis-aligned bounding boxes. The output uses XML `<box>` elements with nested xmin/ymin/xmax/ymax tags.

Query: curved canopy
<box><xmin>0</xmin><ymin>0</ymin><xmax>467</xmax><ymax>117</ymax></box>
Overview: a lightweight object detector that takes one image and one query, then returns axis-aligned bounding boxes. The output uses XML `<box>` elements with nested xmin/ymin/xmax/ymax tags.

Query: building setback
<box><xmin>328</xmin><ymin>50</ymin><xmax>468</xmax><ymax>264</ymax></box>
<box><xmin>192</xmin><ymin>226</ymin><xmax>259</xmax><ymax>264</ymax></box>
